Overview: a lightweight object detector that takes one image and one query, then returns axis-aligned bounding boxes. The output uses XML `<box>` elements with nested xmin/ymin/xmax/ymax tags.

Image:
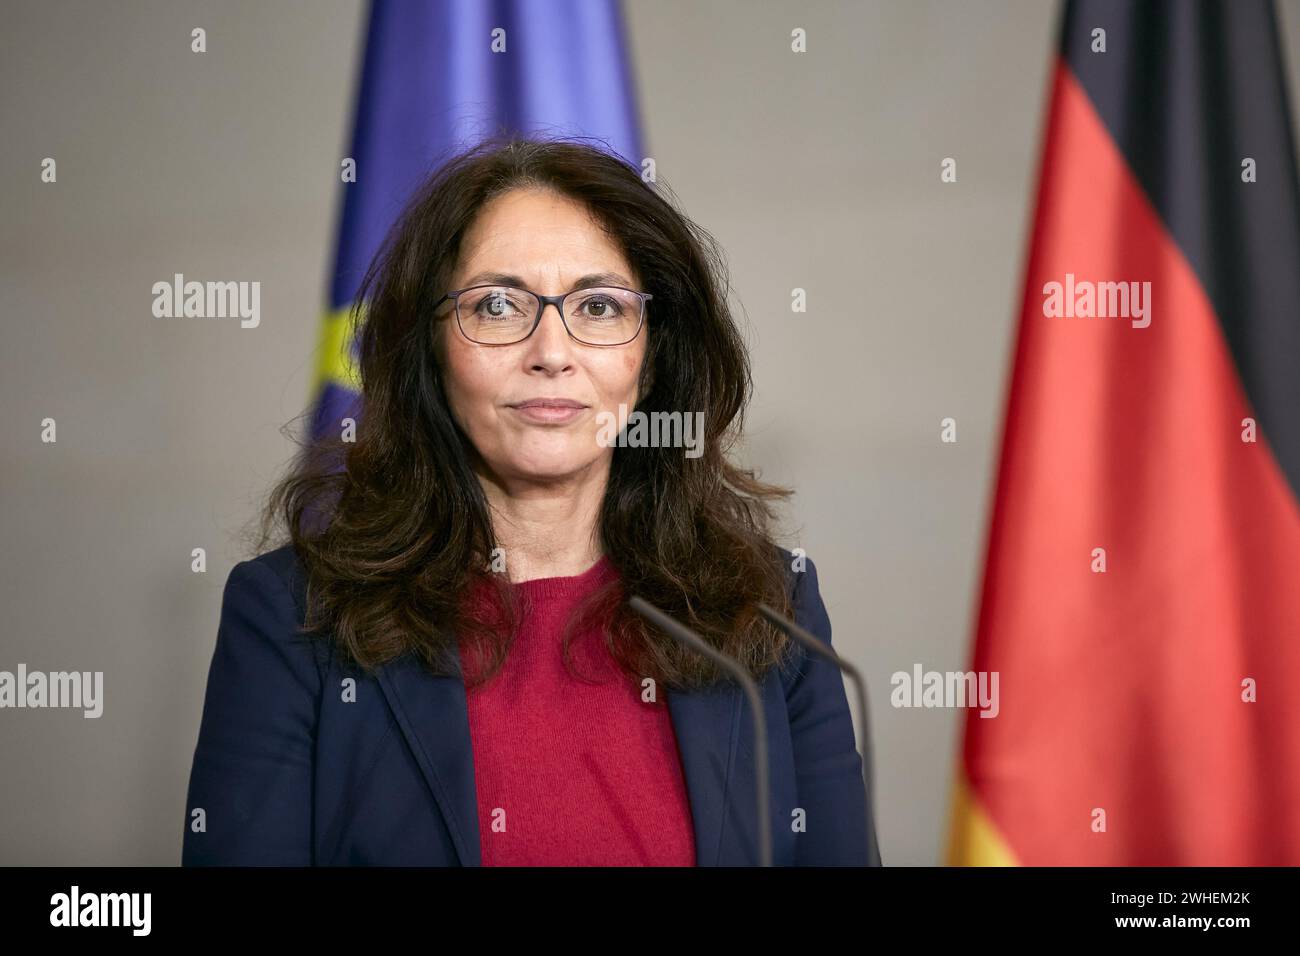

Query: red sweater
<box><xmin>459</xmin><ymin>555</ymin><xmax>697</xmax><ymax>866</ymax></box>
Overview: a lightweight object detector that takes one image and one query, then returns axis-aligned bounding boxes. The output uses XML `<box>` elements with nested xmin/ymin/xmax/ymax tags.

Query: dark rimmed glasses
<box><xmin>436</xmin><ymin>284</ymin><xmax>651</xmax><ymax>346</ymax></box>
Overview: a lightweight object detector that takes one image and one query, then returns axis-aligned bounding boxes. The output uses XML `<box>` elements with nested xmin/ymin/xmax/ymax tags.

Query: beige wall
<box><xmin>2</xmin><ymin>0</ymin><xmax>1299</xmax><ymax>865</ymax></box>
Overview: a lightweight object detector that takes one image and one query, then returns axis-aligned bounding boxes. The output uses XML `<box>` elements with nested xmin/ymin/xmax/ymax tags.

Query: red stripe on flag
<box><xmin>960</xmin><ymin>58</ymin><xmax>1300</xmax><ymax>865</ymax></box>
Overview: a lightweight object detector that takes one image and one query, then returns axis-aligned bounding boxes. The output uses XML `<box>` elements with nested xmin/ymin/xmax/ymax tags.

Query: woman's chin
<box><xmin>500</xmin><ymin>448</ymin><xmax>603</xmax><ymax>484</ymax></box>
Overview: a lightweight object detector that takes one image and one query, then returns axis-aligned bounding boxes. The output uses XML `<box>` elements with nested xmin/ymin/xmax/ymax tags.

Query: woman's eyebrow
<box><xmin>461</xmin><ymin>271</ymin><xmax>634</xmax><ymax>290</ymax></box>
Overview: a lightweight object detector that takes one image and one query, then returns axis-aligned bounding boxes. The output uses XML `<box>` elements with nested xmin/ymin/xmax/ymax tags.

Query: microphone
<box><xmin>756</xmin><ymin>602</ymin><xmax>880</xmax><ymax>866</ymax></box>
<box><xmin>626</xmin><ymin>596</ymin><xmax>773</xmax><ymax>867</ymax></box>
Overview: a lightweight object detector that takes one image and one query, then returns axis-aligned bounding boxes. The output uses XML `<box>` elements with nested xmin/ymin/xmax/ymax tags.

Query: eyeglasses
<box><xmin>436</xmin><ymin>284</ymin><xmax>651</xmax><ymax>346</ymax></box>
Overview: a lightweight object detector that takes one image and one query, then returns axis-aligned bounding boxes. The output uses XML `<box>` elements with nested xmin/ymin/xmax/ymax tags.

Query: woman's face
<box><xmin>438</xmin><ymin>187</ymin><xmax>648</xmax><ymax>487</ymax></box>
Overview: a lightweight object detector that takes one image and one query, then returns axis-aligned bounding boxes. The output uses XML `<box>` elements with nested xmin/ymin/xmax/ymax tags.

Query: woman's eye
<box><xmin>580</xmin><ymin>297</ymin><xmax>621</xmax><ymax>319</ymax></box>
<box><xmin>480</xmin><ymin>296</ymin><xmax>520</xmax><ymax>317</ymax></box>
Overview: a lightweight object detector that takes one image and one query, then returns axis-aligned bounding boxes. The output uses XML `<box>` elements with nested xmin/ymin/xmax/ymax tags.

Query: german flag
<box><xmin>949</xmin><ymin>0</ymin><xmax>1300</xmax><ymax>865</ymax></box>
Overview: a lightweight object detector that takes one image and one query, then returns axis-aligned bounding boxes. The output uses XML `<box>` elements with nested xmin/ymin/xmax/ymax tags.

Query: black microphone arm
<box><xmin>626</xmin><ymin>596</ymin><xmax>773</xmax><ymax>867</ymax></box>
<box><xmin>757</xmin><ymin>602</ymin><xmax>880</xmax><ymax>867</ymax></box>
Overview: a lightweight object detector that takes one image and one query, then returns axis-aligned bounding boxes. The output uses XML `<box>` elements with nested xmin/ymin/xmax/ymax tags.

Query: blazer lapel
<box><xmin>374</xmin><ymin>651</ymin><xmax>481</xmax><ymax>866</ymax></box>
<box><xmin>667</xmin><ymin>681</ymin><xmax>742</xmax><ymax>866</ymax></box>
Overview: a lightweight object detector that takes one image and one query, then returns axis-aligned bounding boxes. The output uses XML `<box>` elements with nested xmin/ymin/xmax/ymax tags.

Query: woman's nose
<box><xmin>524</xmin><ymin>300</ymin><xmax>576</xmax><ymax>367</ymax></box>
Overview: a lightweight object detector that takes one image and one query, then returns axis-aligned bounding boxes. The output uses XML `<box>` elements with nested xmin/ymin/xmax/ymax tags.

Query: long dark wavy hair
<box><xmin>257</xmin><ymin>134</ymin><xmax>798</xmax><ymax>691</ymax></box>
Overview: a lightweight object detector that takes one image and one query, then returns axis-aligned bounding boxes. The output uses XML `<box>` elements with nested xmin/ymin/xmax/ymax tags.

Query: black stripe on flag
<box><xmin>1062</xmin><ymin>0</ymin><xmax>1300</xmax><ymax>501</ymax></box>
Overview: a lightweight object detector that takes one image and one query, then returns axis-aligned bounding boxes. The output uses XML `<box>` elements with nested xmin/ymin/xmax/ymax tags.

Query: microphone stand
<box><xmin>757</xmin><ymin>602</ymin><xmax>879</xmax><ymax>867</ymax></box>
<box><xmin>627</xmin><ymin>596</ymin><xmax>773</xmax><ymax>867</ymax></box>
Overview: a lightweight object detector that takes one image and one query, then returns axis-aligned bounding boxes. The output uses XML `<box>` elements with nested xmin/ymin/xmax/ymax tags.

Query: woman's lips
<box><xmin>507</xmin><ymin>399</ymin><xmax>589</xmax><ymax>424</ymax></box>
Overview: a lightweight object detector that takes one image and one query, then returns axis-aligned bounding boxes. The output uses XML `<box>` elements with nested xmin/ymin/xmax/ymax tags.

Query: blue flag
<box><xmin>311</xmin><ymin>0</ymin><xmax>646</xmax><ymax>440</ymax></box>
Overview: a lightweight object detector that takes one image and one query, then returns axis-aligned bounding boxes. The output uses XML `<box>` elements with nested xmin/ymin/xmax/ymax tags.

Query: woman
<box><xmin>182</xmin><ymin>136</ymin><xmax>880</xmax><ymax>867</ymax></box>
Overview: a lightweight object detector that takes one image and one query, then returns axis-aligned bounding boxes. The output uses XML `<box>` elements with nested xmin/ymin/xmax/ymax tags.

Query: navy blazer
<box><xmin>182</xmin><ymin>544</ymin><xmax>881</xmax><ymax>866</ymax></box>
